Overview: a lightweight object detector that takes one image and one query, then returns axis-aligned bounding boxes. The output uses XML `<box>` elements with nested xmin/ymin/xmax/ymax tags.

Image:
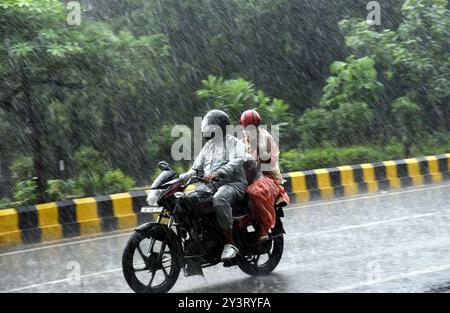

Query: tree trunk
<box><xmin>0</xmin><ymin>158</ymin><xmax>12</xmax><ymax>198</ymax></box>
<box><xmin>22</xmin><ymin>72</ymin><xmax>48</xmax><ymax>203</ymax></box>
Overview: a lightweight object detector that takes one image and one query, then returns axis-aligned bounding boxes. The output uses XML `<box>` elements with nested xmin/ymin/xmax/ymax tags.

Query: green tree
<box><xmin>340</xmin><ymin>0</ymin><xmax>450</xmax><ymax>130</ymax></box>
<box><xmin>0</xmin><ymin>197</ymin><xmax>11</xmax><ymax>209</ymax></box>
<box><xmin>14</xmin><ymin>179</ymin><xmax>38</xmax><ymax>207</ymax></box>
<box><xmin>196</xmin><ymin>75</ymin><xmax>294</xmax><ymax>147</ymax></box>
<box><xmin>73</xmin><ymin>146</ymin><xmax>107</xmax><ymax>195</ymax></box>
<box><xmin>0</xmin><ymin>0</ymin><xmax>446</xmax><ymax>201</ymax></box>
<box><xmin>45</xmin><ymin>179</ymin><xmax>73</xmax><ymax>202</ymax></box>
<box><xmin>321</xmin><ymin>56</ymin><xmax>384</xmax><ymax>110</ymax></box>
<box><xmin>10</xmin><ymin>156</ymin><xmax>33</xmax><ymax>184</ymax></box>
<box><xmin>0</xmin><ymin>111</ymin><xmax>21</xmax><ymax>197</ymax></box>
<box><xmin>102</xmin><ymin>170</ymin><xmax>136</xmax><ymax>194</ymax></box>
<box><xmin>72</xmin><ymin>146</ymin><xmax>136</xmax><ymax>196</ymax></box>
<box><xmin>298</xmin><ymin>109</ymin><xmax>334</xmax><ymax>148</ymax></box>
<box><xmin>299</xmin><ymin>56</ymin><xmax>381</xmax><ymax>147</ymax></box>
<box><xmin>0</xmin><ymin>0</ymin><xmax>167</xmax><ymax>202</ymax></box>
<box><xmin>334</xmin><ymin>102</ymin><xmax>374</xmax><ymax>145</ymax></box>
<box><xmin>146</xmin><ymin>125</ymin><xmax>176</xmax><ymax>167</ymax></box>
<box><xmin>145</xmin><ymin>124</ymin><xmax>190</xmax><ymax>177</ymax></box>
<box><xmin>392</xmin><ymin>96</ymin><xmax>426</xmax><ymax>155</ymax></box>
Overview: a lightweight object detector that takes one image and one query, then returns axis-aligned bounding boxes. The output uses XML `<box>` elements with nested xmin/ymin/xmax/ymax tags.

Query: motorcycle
<box><xmin>122</xmin><ymin>161</ymin><xmax>287</xmax><ymax>293</ymax></box>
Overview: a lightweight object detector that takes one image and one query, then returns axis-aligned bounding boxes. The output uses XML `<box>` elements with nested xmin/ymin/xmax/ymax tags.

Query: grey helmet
<box><xmin>201</xmin><ymin>109</ymin><xmax>230</xmax><ymax>139</ymax></box>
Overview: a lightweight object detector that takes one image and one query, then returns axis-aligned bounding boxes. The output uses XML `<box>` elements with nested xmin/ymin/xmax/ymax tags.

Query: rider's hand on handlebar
<box><xmin>203</xmin><ymin>172</ymin><xmax>220</xmax><ymax>183</ymax></box>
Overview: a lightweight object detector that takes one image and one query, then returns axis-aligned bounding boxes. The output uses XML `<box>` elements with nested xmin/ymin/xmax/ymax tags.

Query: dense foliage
<box><xmin>0</xmin><ymin>0</ymin><xmax>448</xmax><ymax>207</ymax></box>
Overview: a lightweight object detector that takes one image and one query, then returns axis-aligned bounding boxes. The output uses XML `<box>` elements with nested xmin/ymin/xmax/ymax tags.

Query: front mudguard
<box><xmin>135</xmin><ymin>222</ymin><xmax>184</xmax><ymax>267</ymax></box>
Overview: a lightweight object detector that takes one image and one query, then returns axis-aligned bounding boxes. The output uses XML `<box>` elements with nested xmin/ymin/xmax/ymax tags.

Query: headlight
<box><xmin>174</xmin><ymin>192</ymin><xmax>185</xmax><ymax>198</ymax></box>
<box><xmin>146</xmin><ymin>189</ymin><xmax>164</xmax><ymax>206</ymax></box>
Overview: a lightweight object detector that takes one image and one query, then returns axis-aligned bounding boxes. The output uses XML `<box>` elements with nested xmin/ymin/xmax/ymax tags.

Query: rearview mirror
<box><xmin>157</xmin><ymin>161</ymin><xmax>171</xmax><ymax>171</ymax></box>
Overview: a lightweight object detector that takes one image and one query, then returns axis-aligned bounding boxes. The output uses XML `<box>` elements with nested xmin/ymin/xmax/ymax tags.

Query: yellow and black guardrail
<box><xmin>0</xmin><ymin>154</ymin><xmax>449</xmax><ymax>248</ymax></box>
<box><xmin>0</xmin><ymin>191</ymin><xmax>151</xmax><ymax>247</ymax></box>
<box><xmin>284</xmin><ymin>154</ymin><xmax>450</xmax><ymax>204</ymax></box>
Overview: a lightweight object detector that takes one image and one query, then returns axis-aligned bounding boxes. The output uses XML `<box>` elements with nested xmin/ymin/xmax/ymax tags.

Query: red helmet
<box><xmin>240</xmin><ymin>110</ymin><xmax>261</xmax><ymax>127</ymax></box>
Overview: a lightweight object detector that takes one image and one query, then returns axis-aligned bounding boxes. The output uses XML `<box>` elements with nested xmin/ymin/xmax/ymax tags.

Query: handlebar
<box><xmin>183</xmin><ymin>176</ymin><xmax>204</xmax><ymax>186</ymax></box>
<box><xmin>184</xmin><ymin>175</ymin><xmax>219</xmax><ymax>186</ymax></box>
<box><xmin>192</xmin><ymin>176</ymin><xmax>207</xmax><ymax>184</ymax></box>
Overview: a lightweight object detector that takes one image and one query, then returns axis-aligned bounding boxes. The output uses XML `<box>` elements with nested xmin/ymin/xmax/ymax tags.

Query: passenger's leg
<box><xmin>246</xmin><ymin>177</ymin><xmax>278</xmax><ymax>241</ymax></box>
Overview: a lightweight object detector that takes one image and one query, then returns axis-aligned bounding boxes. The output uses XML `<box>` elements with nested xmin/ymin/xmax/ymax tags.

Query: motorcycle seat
<box><xmin>231</xmin><ymin>198</ymin><xmax>250</xmax><ymax>217</ymax></box>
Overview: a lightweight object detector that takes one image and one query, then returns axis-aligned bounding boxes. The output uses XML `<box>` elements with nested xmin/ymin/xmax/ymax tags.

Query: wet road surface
<box><xmin>1</xmin><ymin>183</ymin><xmax>450</xmax><ymax>293</ymax></box>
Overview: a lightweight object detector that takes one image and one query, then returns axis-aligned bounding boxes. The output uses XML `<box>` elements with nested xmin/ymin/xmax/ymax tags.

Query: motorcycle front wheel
<box><xmin>122</xmin><ymin>231</ymin><xmax>181</xmax><ymax>293</ymax></box>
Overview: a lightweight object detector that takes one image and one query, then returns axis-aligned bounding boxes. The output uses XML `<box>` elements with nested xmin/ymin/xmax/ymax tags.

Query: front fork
<box><xmin>147</xmin><ymin>214</ymin><xmax>175</xmax><ymax>256</ymax></box>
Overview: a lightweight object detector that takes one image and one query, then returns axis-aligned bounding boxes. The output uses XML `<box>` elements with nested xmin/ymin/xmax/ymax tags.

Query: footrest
<box><xmin>223</xmin><ymin>258</ymin><xmax>238</xmax><ymax>267</ymax></box>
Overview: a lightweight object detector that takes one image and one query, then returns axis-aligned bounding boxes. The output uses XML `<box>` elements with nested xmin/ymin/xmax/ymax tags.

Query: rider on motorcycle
<box><xmin>240</xmin><ymin>109</ymin><xmax>290</xmax><ymax>243</ymax></box>
<box><xmin>180</xmin><ymin>109</ymin><xmax>247</xmax><ymax>261</ymax></box>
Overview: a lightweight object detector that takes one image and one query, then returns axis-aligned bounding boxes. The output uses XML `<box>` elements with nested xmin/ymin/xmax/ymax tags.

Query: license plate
<box><xmin>141</xmin><ymin>206</ymin><xmax>164</xmax><ymax>213</ymax></box>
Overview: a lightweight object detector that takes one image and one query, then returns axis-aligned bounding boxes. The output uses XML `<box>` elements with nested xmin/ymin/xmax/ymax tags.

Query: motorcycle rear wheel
<box><xmin>237</xmin><ymin>234</ymin><xmax>284</xmax><ymax>276</ymax></box>
<box><xmin>122</xmin><ymin>231</ymin><xmax>180</xmax><ymax>293</ymax></box>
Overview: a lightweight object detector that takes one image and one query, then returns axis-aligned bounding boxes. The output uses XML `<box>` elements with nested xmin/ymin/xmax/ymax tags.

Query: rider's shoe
<box><xmin>221</xmin><ymin>244</ymin><xmax>239</xmax><ymax>261</ymax></box>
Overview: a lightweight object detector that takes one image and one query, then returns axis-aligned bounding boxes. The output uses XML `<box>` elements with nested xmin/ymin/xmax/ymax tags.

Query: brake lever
<box><xmin>184</xmin><ymin>176</ymin><xmax>205</xmax><ymax>187</ymax></box>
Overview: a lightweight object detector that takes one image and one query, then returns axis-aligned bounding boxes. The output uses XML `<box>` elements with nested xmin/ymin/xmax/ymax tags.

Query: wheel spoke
<box><xmin>148</xmin><ymin>270</ymin><xmax>156</xmax><ymax>287</ymax></box>
<box><xmin>148</xmin><ymin>238</ymin><xmax>156</xmax><ymax>254</ymax></box>
<box><xmin>133</xmin><ymin>235</ymin><xmax>174</xmax><ymax>289</ymax></box>
<box><xmin>136</xmin><ymin>245</ymin><xmax>147</xmax><ymax>262</ymax></box>
<box><xmin>158</xmin><ymin>243</ymin><xmax>167</xmax><ymax>261</ymax></box>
